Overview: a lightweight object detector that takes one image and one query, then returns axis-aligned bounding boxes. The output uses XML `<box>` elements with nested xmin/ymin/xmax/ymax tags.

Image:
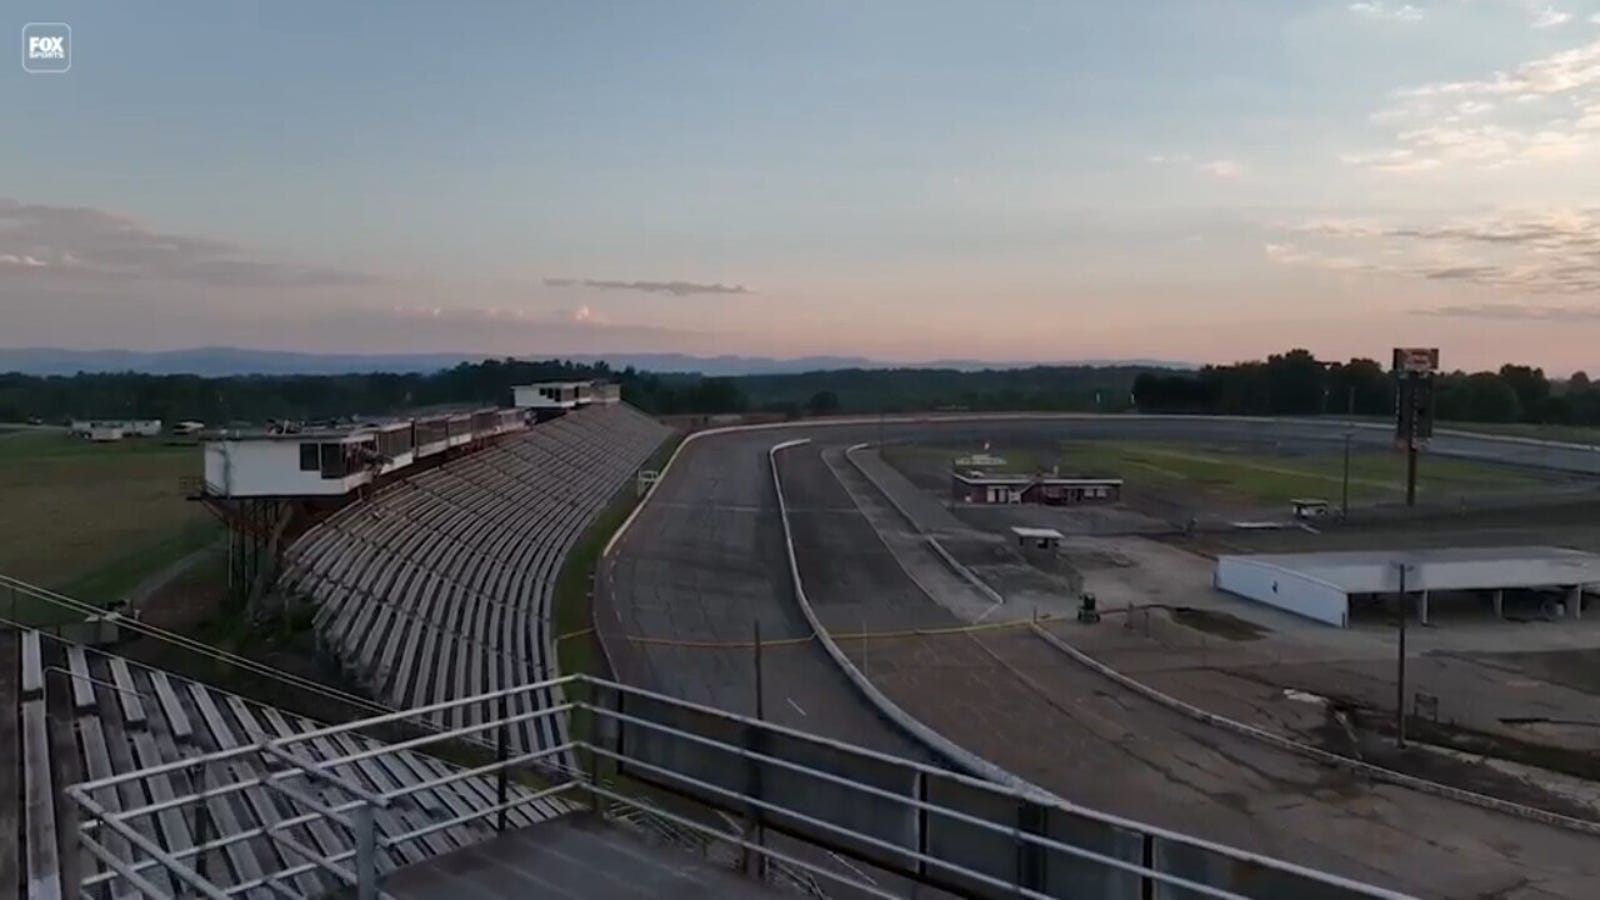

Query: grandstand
<box><xmin>0</xmin><ymin>625</ymin><xmax>577</xmax><ymax>899</ymax></box>
<box><xmin>280</xmin><ymin>403</ymin><xmax>671</xmax><ymax>763</ymax></box>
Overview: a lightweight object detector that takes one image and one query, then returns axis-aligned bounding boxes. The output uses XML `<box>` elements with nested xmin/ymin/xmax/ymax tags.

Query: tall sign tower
<box><xmin>1392</xmin><ymin>347</ymin><xmax>1439</xmax><ymax>507</ymax></box>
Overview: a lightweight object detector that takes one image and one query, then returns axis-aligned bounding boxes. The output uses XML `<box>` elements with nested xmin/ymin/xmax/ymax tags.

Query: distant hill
<box><xmin>0</xmin><ymin>347</ymin><xmax>472</xmax><ymax>377</ymax></box>
<box><xmin>0</xmin><ymin>346</ymin><xmax>1194</xmax><ymax>377</ymax></box>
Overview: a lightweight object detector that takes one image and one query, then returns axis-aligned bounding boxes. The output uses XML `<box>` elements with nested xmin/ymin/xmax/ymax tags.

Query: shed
<box><xmin>1011</xmin><ymin>526</ymin><xmax>1065</xmax><ymax>552</ymax></box>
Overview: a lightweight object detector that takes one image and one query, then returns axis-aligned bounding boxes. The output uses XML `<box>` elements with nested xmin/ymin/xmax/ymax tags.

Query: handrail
<box><xmin>67</xmin><ymin>669</ymin><xmax>1410</xmax><ymax>900</ymax></box>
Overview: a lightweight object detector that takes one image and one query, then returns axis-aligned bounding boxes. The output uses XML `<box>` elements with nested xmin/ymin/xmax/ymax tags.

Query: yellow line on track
<box><xmin>555</xmin><ymin>614</ymin><xmax>1057</xmax><ymax>649</ymax></box>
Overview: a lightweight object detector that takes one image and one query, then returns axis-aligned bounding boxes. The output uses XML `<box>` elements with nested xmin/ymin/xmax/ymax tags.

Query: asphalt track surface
<box><xmin>602</xmin><ymin>415</ymin><xmax>1600</xmax><ymax>897</ymax></box>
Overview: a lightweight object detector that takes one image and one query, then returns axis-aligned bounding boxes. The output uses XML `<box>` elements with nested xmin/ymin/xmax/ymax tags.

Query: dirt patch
<box><xmin>1169</xmin><ymin>606</ymin><xmax>1267</xmax><ymax>641</ymax></box>
<box><xmin>1482</xmin><ymin>648</ymin><xmax>1600</xmax><ymax>695</ymax></box>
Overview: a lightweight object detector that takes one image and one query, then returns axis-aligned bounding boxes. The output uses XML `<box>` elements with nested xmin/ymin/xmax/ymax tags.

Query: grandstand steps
<box><xmin>380</xmin><ymin>816</ymin><xmax>787</xmax><ymax>900</ymax></box>
<box><xmin>0</xmin><ymin>624</ymin><xmax>582</xmax><ymax>898</ymax></box>
<box><xmin>282</xmin><ymin>403</ymin><xmax>672</xmax><ymax>773</ymax></box>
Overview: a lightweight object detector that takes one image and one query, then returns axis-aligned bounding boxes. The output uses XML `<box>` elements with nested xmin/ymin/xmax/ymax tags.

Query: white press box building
<box><xmin>1216</xmin><ymin>546</ymin><xmax>1600</xmax><ymax>628</ymax></box>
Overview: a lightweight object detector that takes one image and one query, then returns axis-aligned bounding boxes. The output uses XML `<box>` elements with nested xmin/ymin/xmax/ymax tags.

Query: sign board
<box><xmin>1393</xmin><ymin>348</ymin><xmax>1438</xmax><ymax>444</ymax></box>
<box><xmin>1392</xmin><ymin>347</ymin><xmax>1440</xmax><ymax>374</ymax></box>
<box><xmin>954</xmin><ymin>453</ymin><xmax>1008</xmax><ymax>468</ymax></box>
<box><xmin>1394</xmin><ymin>374</ymin><xmax>1435</xmax><ymax>442</ymax></box>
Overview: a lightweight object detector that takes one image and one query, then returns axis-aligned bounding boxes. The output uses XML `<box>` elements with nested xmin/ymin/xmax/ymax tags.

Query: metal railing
<box><xmin>72</xmin><ymin>673</ymin><xmax>1415</xmax><ymax>900</ymax></box>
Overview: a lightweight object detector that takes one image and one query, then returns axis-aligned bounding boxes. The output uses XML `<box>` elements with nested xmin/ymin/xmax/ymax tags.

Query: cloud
<box><xmin>1271</xmin><ymin>208</ymin><xmax>1600</xmax><ymax>294</ymax></box>
<box><xmin>1147</xmin><ymin>154</ymin><xmax>1247</xmax><ymax>179</ymax></box>
<box><xmin>0</xmin><ymin>198</ymin><xmax>379</xmax><ymax>288</ymax></box>
<box><xmin>1348</xmin><ymin>2</ymin><xmax>1425</xmax><ymax>23</ymax></box>
<box><xmin>1490</xmin><ymin>0</ymin><xmax>1579</xmax><ymax>29</ymax></box>
<box><xmin>368</xmin><ymin>302</ymin><xmax>694</xmax><ymax>337</ymax></box>
<box><xmin>542</xmin><ymin>277</ymin><xmax>753</xmax><ymax>296</ymax></box>
<box><xmin>566</xmin><ymin>304</ymin><xmax>606</xmax><ymax>325</ymax></box>
<box><xmin>1530</xmin><ymin>6</ymin><xmax>1573</xmax><ymax>29</ymax></box>
<box><xmin>1414</xmin><ymin>302</ymin><xmax>1600</xmax><ymax>320</ymax></box>
<box><xmin>1349</xmin><ymin>37</ymin><xmax>1600</xmax><ymax>171</ymax></box>
<box><xmin>1393</xmin><ymin>38</ymin><xmax>1600</xmax><ymax>100</ymax></box>
<box><xmin>1261</xmin><ymin>242</ymin><xmax>1373</xmax><ymax>271</ymax></box>
<box><xmin>1198</xmin><ymin>159</ymin><xmax>1245</xmax><ymax>178</ymax></box>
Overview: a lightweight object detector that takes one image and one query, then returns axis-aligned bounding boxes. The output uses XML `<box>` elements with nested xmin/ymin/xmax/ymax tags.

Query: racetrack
<box><xmin>599</xmin><ymin>414</ymin><xmax>1600</xmax><ymax>898</ymax></box>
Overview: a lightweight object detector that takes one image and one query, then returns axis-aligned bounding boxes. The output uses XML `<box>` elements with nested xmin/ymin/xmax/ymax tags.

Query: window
<box><xmin>320</xmin><ymin>442</ymin><xmax>345</xmax><ymax>479</ymax></box>
<box><xmin>299</xmin><ymin>443</ymin><xmax>319</xmax><ymax>471</ymax></box>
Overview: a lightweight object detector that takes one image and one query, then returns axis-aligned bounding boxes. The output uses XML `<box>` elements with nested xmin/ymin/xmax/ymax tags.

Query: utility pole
<box><xmin>1395</xmin><ymin>562</ymin><xmax>1409</xmax><ymax>749</ymax></box>
<box><xmin>1343</xmin><ymin>382</ymin><xmax>1355</xmax><ymax>520</ymax></box>
<box><xmin>1341</xmin><ymin>431</ymin><xmax>1352</xmax><ymax>520</ymax></box>
<box><xmin>1404</xmin><ymin>394</ymin><xmax>1418</xmax><ymax>508</ymax></box>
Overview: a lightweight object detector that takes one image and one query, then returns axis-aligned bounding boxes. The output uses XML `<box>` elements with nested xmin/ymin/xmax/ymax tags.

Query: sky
<box><xmin>5</xmin><ymin>1</ymin><xmax>1600</xmax><ymax>372</ymax></box>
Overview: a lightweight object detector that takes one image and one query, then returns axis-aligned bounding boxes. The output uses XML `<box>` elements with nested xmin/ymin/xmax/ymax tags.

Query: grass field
<box><xmin>1440</xmin><ymin>422</ymin><xmax>1600</xmax><ymax>444</ymax></box>
<box><xmin>1341</xmin><ymin>416</ymin><xmax>1600</xmax><ymax>445</ymax></box>
<box><xmin>0</xmin><ymin>432</ymin><xmax>218</xmax><ymax>623</ymax></box>
<box><xmin>922</xmin><ymin>439</ymin><xmax>1554</xmax><ymax>507</ymax></box>
<box><xmin>551</xmin><ymin>432</ymin><xmax>683</xmax><ymax>778</ymax></box>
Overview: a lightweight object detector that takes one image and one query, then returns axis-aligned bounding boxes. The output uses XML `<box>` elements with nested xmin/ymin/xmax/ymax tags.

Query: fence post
<box><xmin>914</xmin><ymin>770</ymin><xmax>929</xmax><ymax>883</ymax></box>
<box><xmin>192</xmin><ymin>762</ymin><xmax>210</xmax><ymax>884</ymax></box>
<box><xmin>355</xmin><ymin>803</ymin><xmax>377</xmax><ymax>900</ymax></box>
<box><xmin>497</xmin><ymin>692</ymin><xmax>509</xmax><ymax>833</ymax></box>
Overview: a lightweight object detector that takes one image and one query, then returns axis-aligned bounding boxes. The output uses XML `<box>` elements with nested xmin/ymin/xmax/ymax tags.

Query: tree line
<box><xmin>0</xmin><ymin>359</ymin><xmax>1151</xmax><ymax>425</ymax></box>
<box><xmin>1131</xmin><ymin>349</ymin><xmax>1599</xmax><ymax>425</ymax></box>
<box><xmin>0</xmin><ymin>359</ymin><xmax>751</xmax><ymax>425</ymax></box>
<box><xmin>1</xmin><ymin>351</ymin><xmax>1593</xmax><ymax>427</ymax></box>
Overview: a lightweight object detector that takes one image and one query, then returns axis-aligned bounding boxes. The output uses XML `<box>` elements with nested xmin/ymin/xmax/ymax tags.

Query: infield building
<box><xmin>1216</xmin><ymin>546</ymin><xmax>1600</xmax><ymax>628</ymax></box>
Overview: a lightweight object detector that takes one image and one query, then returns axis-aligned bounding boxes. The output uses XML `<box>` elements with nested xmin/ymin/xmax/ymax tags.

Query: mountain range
<box><xmin>0</xmin><ymin>347</ymin><xmax>1194</xmax><ymax>378</ymax></box>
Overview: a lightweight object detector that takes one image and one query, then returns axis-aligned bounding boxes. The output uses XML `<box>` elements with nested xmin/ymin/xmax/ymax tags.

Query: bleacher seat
<box><xmin>0</xmin><ymin>625</ymin><xmax>578</xmax><ymax>898</ymax></box>
<box><xmin>281</xmin><ymin>404</ymin><xmax>670</xmax><ymax>765</ymax></box>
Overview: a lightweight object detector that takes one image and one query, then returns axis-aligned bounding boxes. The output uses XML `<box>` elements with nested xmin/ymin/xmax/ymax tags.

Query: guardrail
<box><xmin>74</xmin><ymin>670</ymin><xmax>1412</xmax><ymax>900</ymax></box>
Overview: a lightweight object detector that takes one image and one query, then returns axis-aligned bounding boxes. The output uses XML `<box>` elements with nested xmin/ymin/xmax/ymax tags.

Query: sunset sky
<box><xmin>6</xmin><ymin>1</ymin><xmax>1600</xmax><ymax>372</ymax></box>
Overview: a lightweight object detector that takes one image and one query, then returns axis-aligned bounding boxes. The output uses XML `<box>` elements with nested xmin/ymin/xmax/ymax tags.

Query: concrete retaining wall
<box><xmin>767</xmin><ymin>440</ymin><xmax>1044</xmax><ymax>796</ymax></box>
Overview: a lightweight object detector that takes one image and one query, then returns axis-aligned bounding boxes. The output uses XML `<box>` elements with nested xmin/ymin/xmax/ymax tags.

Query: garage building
<box><xmin>1215</xmin><ymin>546</ymin><xmax>1600</xmax><ymax>628</ymax></box>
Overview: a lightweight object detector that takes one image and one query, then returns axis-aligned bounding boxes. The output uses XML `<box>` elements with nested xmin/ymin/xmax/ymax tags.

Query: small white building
<box><xmin>205</xmin><ymin>431</ymin><xmax>388</xmax><ymax>497</ymax></box>
<box><xmin>72</xmin><ymin>418</ymin><xmax>162</xmax><ymax>438</ymax></box>
<box><xmin>511</xmin><ymin>380</ymin><xmax>620</xmax><ymax>410</ymax></box>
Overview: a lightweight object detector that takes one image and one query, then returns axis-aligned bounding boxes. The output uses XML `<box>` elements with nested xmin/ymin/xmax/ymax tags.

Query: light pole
<box><xmin>1395</xmin><ymin>562</ymin><xmax>1411</xmax><ymax>749</ymax></box>
<box><xmin>1341</xmin><ymin>430</ymin><xmax>1352</xmax><ymax>520</ymax></box>
<box><xmin>1342</xmin><ymin>385</ymin><xmax>1354</xmax><ymax>519</ymax></box>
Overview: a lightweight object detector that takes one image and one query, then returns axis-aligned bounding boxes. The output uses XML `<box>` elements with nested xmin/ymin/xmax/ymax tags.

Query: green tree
<box><xmin>1464</xmin><ymin>372</ymin><xmax>1521</xmax><ymax>422</ymax></box>
<box><xmin>805</xmin><ymin>390</ymin><xmax>841</xmax><ymax>415</ymax></box>
<box><xmin>1498</xmin><ymin>364</ymin><xmax>1550</xmax><ymax>421</ymax></box>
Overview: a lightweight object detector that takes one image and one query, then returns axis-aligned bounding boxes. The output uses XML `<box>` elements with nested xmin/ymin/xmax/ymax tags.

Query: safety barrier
<box><xmin>767</xmin><ymin>439</ymin><xmax>1032</xmax><ymax>791</ymax></box>
<box><xmin>73</xmin><ymin>669</ymin><xmax>1412</xmax><ymax>900</ymax></box>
